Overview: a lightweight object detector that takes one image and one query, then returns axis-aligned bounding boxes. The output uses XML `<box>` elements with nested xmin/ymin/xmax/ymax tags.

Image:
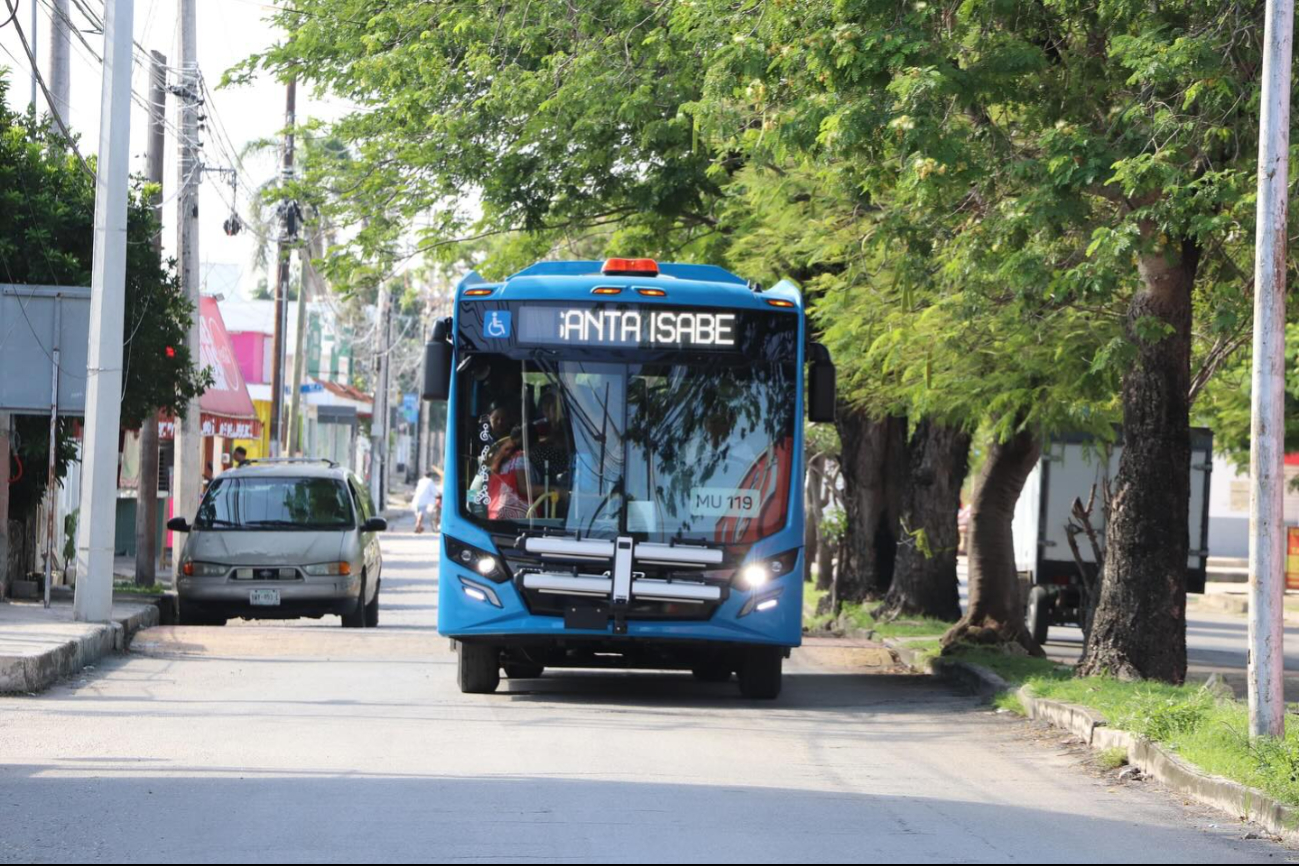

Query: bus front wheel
<box><xmin>458</xmin><ymin>643</ymin><xmax>501</xmax><ymax>694</ymax></box>
<box><xmin>738</xmin><ymin>647</ymin><xmax>783</xmax><ymax>700</ymax></box>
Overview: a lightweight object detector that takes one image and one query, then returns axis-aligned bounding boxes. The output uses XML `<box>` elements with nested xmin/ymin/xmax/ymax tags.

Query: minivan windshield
<box><xmin>196</xmin><ymin>476</ymin><xmax>356</xmax><ymax>530</ymax></box>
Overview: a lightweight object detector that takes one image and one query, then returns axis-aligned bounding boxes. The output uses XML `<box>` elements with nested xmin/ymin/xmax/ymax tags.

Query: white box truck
<box><xmin>1012</xmin><ymin>429</ymin><xmax>1213</xmax><ymax>643</ymax></box>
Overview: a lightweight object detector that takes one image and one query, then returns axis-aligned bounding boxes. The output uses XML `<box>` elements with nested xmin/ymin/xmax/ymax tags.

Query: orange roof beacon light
<box><xmin>591</xmin><ymin>287</ymin><xmax>623</xmax><ymax>295</ymax></box>
<box><xmin>766</xmin><ymin>298</ymin><xmax>796</xmax><ymax>308</ymax></box>
<box><xmin>601</xmin><ymin>257</ymin><xmax>660</xmax><ymax>277</ymax></box>
<box><xmin>636</xmin><ymin>288</ymin><xmax>667</xmax><ymax>298</ymax></box>
<box><xmin>464</xmin><ymin>288</ymin><xmax>494</xmax><ymax>297</ymax></box>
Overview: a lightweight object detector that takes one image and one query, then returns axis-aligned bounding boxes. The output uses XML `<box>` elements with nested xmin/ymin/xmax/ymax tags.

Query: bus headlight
<box><xmin>735</xmin><ymin>550</ymin><xmax>799</xmax><ymax>589</ymax></box>
<box><xmin>741</xmin><ymin>564</ymin><xmax>770</xmax><ymax>589</ymax></box>
<box><xmin>445</xmin><ymin>536</ymin><xmax>510</xmax><ymax>583</ymax></box>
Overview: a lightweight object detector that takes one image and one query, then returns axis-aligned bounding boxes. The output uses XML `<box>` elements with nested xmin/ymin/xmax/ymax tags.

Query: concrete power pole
<box><xmin>269</xmin><ymin>78</ymin><xmax>297</xmax><ymax>459</ymax></box>
<box><xmin>134</xmin><ymin>50</ymin><xmax>166</xmax><ymax>588</ymax></box>
<box><xmin>27</xmin><ymin>0</ymin><xmax>37</xmax><ymax>109</ymax></box>
<box><xmin>72</xmin><ymin>0</ymin><xmax>134</xmax><ymax>623</ymax></box>
<box><xmin>1248</xmin><ymin>0</ymin><xmax>1294</xmax><ymax>740</ymax></box>
<box><xmin>172</xmin><ymin>0</ymin><xmax>201</xmax><ymax>581</ymax></box>
<box><xmin>369</xmin><ymin>282</ymin><xmax>390</xmax><ymax>509</ymax></box>
<box><xmin>47</xmin><ymin>0</ymin><xmax>71</xmax><ymax>123</ymax></box>
<box><xmin>288</xmin><ymin>228</ymin><xmax>314</xmax><ymax>456</ymax></box>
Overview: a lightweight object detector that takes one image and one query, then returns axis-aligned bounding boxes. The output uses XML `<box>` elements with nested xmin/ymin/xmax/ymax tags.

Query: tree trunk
<box><xmin>134</xmin><ymin>417</ymin><xmax>159</xmax><ymax>587</ymax></box>
<box><xmin>1079</xmin><ymin>241</ymin><xmax>1198</xmax><ymax>683</ymax></box>
<box><xmin>941</xmin><ymin>426</ymin><xmax>1043</xmax><ymax>654</ymax></box>
<box><xmin>817</xmin><ymin>533</ymin><xmax>836</xmax><ymax>593</ymax></box>
<box><xmin>804</xmin><ymin>454</ymin><xmax>825</xmax><ymax>584</ymax></box>
<box><xmin>834</xmin><ymin>406</ymin><xmax>906</xmax><ymax>604</ymax></box>
<box><xmin>876</xmin><ymin>420</ymin><xmax>970</xmax><ymax>623</ymax></box>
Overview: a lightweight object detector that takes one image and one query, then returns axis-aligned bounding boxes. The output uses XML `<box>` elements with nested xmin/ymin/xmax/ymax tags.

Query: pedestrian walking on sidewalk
<box><xmin>413</xmin><ymin>470</ymin><xmax>441</xmax><ymax>533</ymax></box>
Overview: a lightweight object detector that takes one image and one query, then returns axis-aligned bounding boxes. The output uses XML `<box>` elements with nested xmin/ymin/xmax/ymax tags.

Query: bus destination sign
<box><xmin>516</xmin><ymin>305</ymin><xmax>739</xmax><ymax>349</ymax></box>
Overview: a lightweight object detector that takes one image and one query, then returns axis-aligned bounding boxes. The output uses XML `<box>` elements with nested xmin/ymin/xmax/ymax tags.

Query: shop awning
<box><xmin>196</xmin><ymin>296</ymin><xmax>261</xmax><ymax>439</ymax></box>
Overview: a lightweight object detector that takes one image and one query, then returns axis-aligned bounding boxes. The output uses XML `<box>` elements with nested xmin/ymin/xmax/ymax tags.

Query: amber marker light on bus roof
<box><xmin>602</xmin><ymin>257</ymin><xmax>660</xmax><ymax>277</ymax></box>
<box><xmin>592</xmin><ymin>287</ymin><xmax>623</xmax><ymax>295</ymax></box>
<box><xmin>464</xmin><ymin>288</ymin><xmax>494</xmax><ymax>297</ymax></box>
<box><xmin>766</xmin><ymin>298</ymin><xmax>795</xmax><ymax>308</ymax></box>
<box><xmin>636</xmin><ymin>288</ymin><xmax>667</xmax><ymax>297</ymax></box>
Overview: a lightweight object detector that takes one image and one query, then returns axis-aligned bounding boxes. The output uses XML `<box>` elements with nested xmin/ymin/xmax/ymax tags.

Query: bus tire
<box><xmin>458</xmin><ymin>643</ymin><xmax>501</xmax><ymax>694</ymax></box>
<box><xmin>738</xmin><ymin>647</ymin><xmax>783</xmax><ymax>699</ymax></box>
<box><xmin>1027</xmin><ymin>585</ymin><xmax>1050</xmax><ymax>646</ymax></box>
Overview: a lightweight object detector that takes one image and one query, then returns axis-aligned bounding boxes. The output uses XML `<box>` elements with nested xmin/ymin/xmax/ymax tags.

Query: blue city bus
<box><xmin>421</xmin><ymin>258</ymin><xmax>836</xmax><ymax>698</ymax></box>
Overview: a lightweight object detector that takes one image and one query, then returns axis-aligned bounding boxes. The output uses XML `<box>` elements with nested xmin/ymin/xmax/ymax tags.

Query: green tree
<box><xmin>229</xmin><ymin>0</ymin><xmax>732</xmax><ymax>277</ymax></box>
<box><xmin>690</xmin><ymin>0</ymin><xmax>1265</xmax><ymax>679</ymax></box>
<box><xmin>0</xmin><ymin>77</ymin><xmax>209</xmax><ymax>523</ymax></box>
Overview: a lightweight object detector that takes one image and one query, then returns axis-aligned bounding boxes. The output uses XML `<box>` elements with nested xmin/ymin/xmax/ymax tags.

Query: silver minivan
<box><xmin>168</xmin><ymin>460</ymin><xmax>386</xmax><ymax>627</ymax></box>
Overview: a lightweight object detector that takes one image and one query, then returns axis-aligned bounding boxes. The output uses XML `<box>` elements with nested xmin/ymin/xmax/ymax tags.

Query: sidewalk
<box><xmin>1190</xmin><ymin>580</ymin><xmax>1299</xmax><ymax>623</ymax></box>
<box><xmin>0</xmin><ymin>599</ymin><xmax>159</xmax><ymax>693</ymax></box>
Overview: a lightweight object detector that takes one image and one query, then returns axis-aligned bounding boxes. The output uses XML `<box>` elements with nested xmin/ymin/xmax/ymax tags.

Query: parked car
<box><xmin>168</xmin><ymin>459</ymin><xmax>387</xmax><ymax>627</ymax></box>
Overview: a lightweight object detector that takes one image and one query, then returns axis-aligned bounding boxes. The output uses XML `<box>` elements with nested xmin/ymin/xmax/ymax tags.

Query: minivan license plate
<box><xmin>250</xmin><ymin>588</ymin><xmax>281</xmax><ymax>606</ymax></box>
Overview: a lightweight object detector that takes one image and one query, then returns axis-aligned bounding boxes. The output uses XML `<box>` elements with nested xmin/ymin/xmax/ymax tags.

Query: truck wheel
<box><xmin>1027</xmin><ymin>585</ymin><xmax>1051</xmax><ymax>646</ymax></box>
<box><xmin>458</xmin><ymin>643</ymin><xmax>501</xmax><ymax>694</ymax></box>
<box><xmin>503</xmin><ymin>662</ymin><xmax>544</xmax><ymax>679</ymax></box>
<box><xmin>737</xmin><ymin>647</ymin><xmax>783</xmax><ymax>699</ymax></box>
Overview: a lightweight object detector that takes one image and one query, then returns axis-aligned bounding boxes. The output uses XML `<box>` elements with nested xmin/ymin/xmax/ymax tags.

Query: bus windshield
<box><xmin>456</xmin><ymin>354</ymin><xmax>796</xmax><ymax>544</ymax></box>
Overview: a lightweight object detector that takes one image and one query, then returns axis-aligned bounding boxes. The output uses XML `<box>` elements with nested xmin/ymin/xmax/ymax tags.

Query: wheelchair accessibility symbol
<box><xmin>484</xmin><ymin>310</ymin><xmax>512</xmax><ymax>339</ymax></box>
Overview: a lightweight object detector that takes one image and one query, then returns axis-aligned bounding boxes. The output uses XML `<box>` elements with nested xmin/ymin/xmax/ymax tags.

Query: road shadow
<box><xmin>0</xmin><ymin>767</ymin><xmax>1274</xmax><ymax>863</ymax></box>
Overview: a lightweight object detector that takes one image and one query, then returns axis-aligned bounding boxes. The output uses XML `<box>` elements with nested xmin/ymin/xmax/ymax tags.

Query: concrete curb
<box><xmin>881</xmin><ymin>637</ymin><xmax>1009</xmax><ymax>698</ymax></box>
<box><xmin>1018</xmin><ymin>686</ymin><xmax>1299</xmax><ymax>843</ymax></box>
<box><xmin>0</xmin><ymin>604</ymin><xmax>159</xmax><ymax>695</ymax></box>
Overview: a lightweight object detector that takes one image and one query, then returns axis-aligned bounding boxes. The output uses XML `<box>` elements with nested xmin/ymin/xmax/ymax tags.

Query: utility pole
<box><xmin>72</xmin><ymin>0</ymin><xmax>134</xmax><ymax>623</ymax></box>
<box><xmin>28</xmin><ymin>0</ymin><xmax>37</xmax><ymax>109</ymax></box>
<box><xmin>0</xmin><ymin>413</ymin><xmax>9</xmax><ymax>600</ymax></box>
<box><xmin>1249</xmin><ymin>0</ymin><xmax>1294</xmax><ymax>740</ymax></box>
<box><xmin>288</xmin><ymin>227</ymin><xmax>314</xmax><ymax>456</ymax></box>
<box><xmin>172</xmin><ymin>0</ymin><xmax>201</xmax><ymax>581</ymax></box>
<box><xmin>134</xmin><ymin>50</ymin><xmax>166</xmax><ymax>589</ymax></box>
<box><xmin>369</xmin><ymin>281</ymin><xmax>390</xmax><ymax>509</ymax></box>
<box><xmin>269</xmin><ymin>77</ymin><xmax>297</xmax><ymax>459</ymax></box>
<box><xmin>47</xmin><ymin>0</ymin><xmax>71</xmax><ymax>123</ymax></box>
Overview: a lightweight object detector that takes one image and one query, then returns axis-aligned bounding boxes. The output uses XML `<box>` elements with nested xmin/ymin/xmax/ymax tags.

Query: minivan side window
<box><xmin>349</xmin><ymin>478</ymin><xmax>376</xmax><ymax>523</ymax></box>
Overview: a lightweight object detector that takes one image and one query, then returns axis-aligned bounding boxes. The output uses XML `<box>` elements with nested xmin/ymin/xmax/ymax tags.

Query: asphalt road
<box><xmin>0</xmin><ymin>523</ymin><xmax>1290</xmax><ymax>863</ymax></box>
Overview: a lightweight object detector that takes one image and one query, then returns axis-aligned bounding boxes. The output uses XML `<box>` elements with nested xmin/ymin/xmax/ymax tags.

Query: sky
<box><xmin>0</xmin><ymin>0</ymin><xmax>353</xmax><ymax>300</ymax></box>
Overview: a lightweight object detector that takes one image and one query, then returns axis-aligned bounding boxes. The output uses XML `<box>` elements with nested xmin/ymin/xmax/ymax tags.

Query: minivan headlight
<box><xmin>304</xmin><ymin>562</ymin><xmax>352</xmax><ymax>576</ymax></box>
<box><xmin>183</xmin><ymin>561</ymin><xmax>228</xmax><ymax>577</ymax></box>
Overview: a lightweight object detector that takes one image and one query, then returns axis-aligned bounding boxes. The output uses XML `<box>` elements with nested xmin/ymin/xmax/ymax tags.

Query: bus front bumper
<box><xmin>441</xmin><ymin>567</ymin><xmax>803</xmax><ymax>648</ymax></box>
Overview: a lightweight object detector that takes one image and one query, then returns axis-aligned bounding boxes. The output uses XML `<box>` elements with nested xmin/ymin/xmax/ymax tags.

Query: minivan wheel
<box><xmin>364</xmin><ymin>579</ymin><xmax>380</xmax><ymax>628</ymax></box>
<box><xmin>458</xmin><ymin>643</ymin><xmax>501</xmax><ymax>694</ymax></box>
<box><xmin>341</xmin><ymin>576</ymin><xmax>367</xmax><ymax>629</ymax></box>
<box><xmin>178</xmin><ymin>600</ymin><xmax>224</xmax><ymax>626</ymax></box>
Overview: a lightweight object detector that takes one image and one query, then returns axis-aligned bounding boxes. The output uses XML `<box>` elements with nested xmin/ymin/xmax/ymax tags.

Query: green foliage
<box><xmin>0</xmin><ymin>75</ymin><xmax>209</xmax><ymax>516</ymax></box>
<box><xmin>230</xmin><ymin>0</ymin><xmax>733</xmax><ymax>277</ymax></box>
<box><xmin>1097</xmin><ymin>747</ymin><xmax>1129</xmax><ymax>771</ymax></box>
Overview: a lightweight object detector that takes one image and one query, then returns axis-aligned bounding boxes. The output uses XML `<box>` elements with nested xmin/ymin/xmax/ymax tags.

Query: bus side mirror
<box><xmin>422</xmin><ymin>317</ymin><xmax>453</xmax><ymax>402</ymax></box>
<box><xmin>808</xmin><ymin>343</ymin><xmax>836</xmax><ymax>423</ymax></box>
